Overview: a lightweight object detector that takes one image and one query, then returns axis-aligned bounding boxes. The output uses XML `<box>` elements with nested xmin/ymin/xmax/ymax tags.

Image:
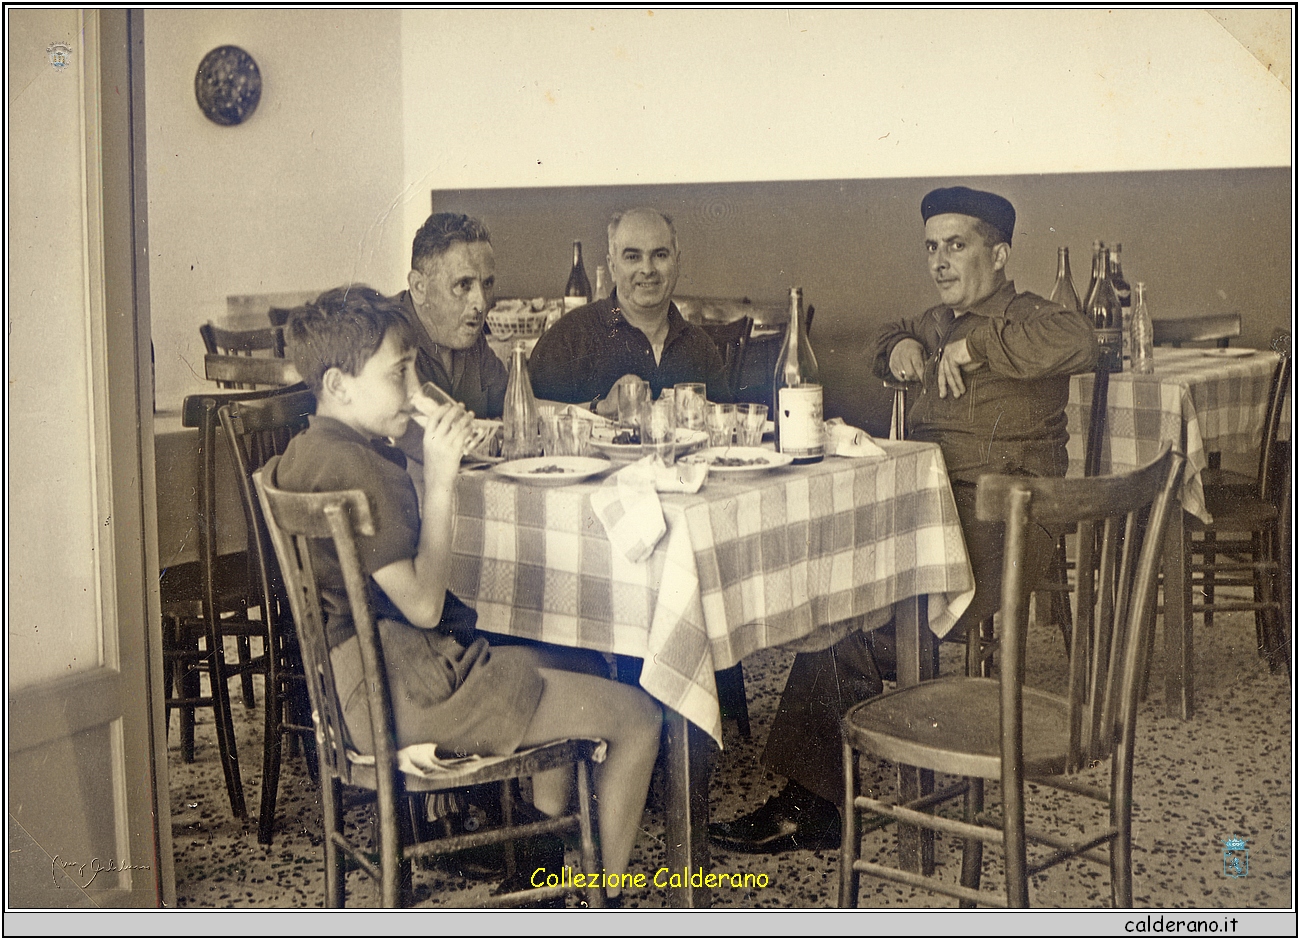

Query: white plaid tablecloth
<box><xmin>1065</xmin><ymin>346</ymin><xmax>1278</xmax><ymax>523</ymax></box>
<box><xmin>449</xmin><ymin>440</ymin><xmax>974</xmax><ymax>744</ymax></box>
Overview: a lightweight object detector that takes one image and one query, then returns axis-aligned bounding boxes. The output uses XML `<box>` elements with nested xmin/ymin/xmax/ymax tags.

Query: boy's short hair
<box><xmin>286</xmin><ymin>285</ymin><xmax>412</xmax><ymax>394</ymax></box>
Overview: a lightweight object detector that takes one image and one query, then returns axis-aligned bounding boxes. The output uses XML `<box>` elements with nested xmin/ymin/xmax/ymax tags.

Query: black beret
<box><xmin>921</xmin><ymin>186</ymin><xmax>1016</xmax><ymax>245</ymax></box>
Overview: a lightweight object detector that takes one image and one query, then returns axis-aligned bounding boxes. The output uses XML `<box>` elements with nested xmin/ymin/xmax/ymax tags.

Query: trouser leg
<box><xmin>762</xmin><ymin>630</ymin><xmax>882</xmax><ymax>805</ymax></box>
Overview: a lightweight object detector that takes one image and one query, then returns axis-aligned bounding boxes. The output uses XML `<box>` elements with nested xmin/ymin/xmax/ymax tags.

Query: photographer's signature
<box><xmin>52</xmin><ymin>854</ymin><xmax>151</xmax><ymax>889</ymax></box>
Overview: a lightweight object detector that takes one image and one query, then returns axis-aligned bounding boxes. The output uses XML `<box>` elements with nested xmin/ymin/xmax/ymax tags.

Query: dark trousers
<box><xmin>762</xmin><ymin>480</ymin><xmax>1058</xmax><ymax>804</ymax></box>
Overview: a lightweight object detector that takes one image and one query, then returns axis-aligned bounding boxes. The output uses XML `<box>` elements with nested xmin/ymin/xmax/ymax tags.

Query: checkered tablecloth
<box><xmin>1066</xmin><ymin>347</ymin><xmax>1279</xmax><ymax>523</ymax></box>
<box><xmin>449</xmin><ymin>440</ymin><xmax>974</xmax><ymax>744</ymax></box>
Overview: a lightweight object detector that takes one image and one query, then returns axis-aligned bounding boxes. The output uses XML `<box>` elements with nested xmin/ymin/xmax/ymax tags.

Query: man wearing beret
<box><xmin>711</xmin><ymin>186</ymin><xmax>1098</xmax><ymax>854</ymax></box>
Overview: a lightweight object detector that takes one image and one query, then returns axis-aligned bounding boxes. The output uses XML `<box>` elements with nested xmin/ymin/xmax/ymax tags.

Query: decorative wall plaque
<box><xmin>194</xmin><ymin>45</ymin><xmax>261</xmax><ymax>126</ymax></box>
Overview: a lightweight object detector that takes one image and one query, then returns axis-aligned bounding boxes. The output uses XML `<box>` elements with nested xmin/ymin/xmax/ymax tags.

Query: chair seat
<box><xmin>842</xmin><ymin>678</ymin><xmax>1071</xmax><ymax>780</ymax></box>
<box><xmin>1190</xmin><ymin>495</ymin><xmax>1278</xmax><ymax>533</ymax></box>
<box><xmin>345</xmin><ymin>738</ymin><xmax>606</xmax><ymax>792</ymax></box>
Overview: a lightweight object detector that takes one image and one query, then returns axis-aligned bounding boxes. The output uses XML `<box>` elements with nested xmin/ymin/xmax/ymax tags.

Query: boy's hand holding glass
<box><xmin>410</xmin><ymin>392</ymin><xmax>474</xmax><ymax>477</ymax></box>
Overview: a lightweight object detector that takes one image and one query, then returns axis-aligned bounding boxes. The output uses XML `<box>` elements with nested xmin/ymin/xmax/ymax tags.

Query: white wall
<box><xmin>144</xmin><ymin>9</ymin><xmax>406</xmax><ymax>409</ymax></box>
<box><xmin>8</xmin><ymin>9</ymin><xmax>105</xmax><ymax>687</ymax></box>
<box><xmin>399</xmin><ymin>8</ymin><xmax>1290</xmax><ymax>242</ymax></box>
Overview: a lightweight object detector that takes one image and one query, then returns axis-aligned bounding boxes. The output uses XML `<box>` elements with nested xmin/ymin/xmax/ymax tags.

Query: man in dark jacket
<box><xmin>711</xmin><ymin>186</ymin><xmax>1098</xmax><ymax>853</ymax></box>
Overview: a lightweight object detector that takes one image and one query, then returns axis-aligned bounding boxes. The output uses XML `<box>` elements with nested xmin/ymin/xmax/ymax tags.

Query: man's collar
<box><xmin>604</xmin><ymin>289</ymin><xmax>687</xmax><ymax>341</ymax></box>
<box><xmin>959</xmin><ymin>280</ymin><xmax>1017</xmax><ymax>319</ymax></box>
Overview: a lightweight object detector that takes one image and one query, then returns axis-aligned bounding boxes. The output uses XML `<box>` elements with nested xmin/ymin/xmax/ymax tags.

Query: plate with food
<box><xmin>589</xmin><ymin>426</ymin><xmax>709</xmax><ymax>461</ymax></box>
<box><xmin>689</xmin><ymin>446</ymin><xmax>794</xmax><ymax>475</ymax></box>
<box><xmin>1200</xmin><ymin>347</ymin><xmax>1256</xmax><ymax>359</ymax></box>
<box><xmin>491</xmin><ymin>455</ymin><xmax>612</xmax><ymax>485</ymax></box>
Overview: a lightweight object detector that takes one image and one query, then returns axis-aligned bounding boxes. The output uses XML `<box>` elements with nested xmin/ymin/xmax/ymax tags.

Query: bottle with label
<box><xmin>502</xmin><ymin>341</ymin><xmax>541</xmax><ymax>459</ymax></box>
<box><xmin>772</xmin><ymin>286</ymin><xmax>823</xmax><ymax>463</ymax></box>
<box><xmin>564</xmin><ymin>240</ymin><xmax>592</xmax><ymax>314</ymax></box>
<box><xmin>1131</xmin><ymin>281</ymin><xmax>1155</xmax><ymax>374</ymax></box>
<box><xmin>1048</xmin><ymin>247</ymin><xmax>1082</xmax><ymax>315</ymax></box>
<box><xmin>1108</xmin><ymin>244</ymin><xmax>1132</xmax><ymax>362</ymax></box>
<box><xmin>1084</xmin><ymin>244</ymin><xmax>1123</xmax><ymax>373</ymax></box>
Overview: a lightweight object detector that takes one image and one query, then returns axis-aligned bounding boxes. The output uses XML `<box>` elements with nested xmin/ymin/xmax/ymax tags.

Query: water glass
<box><xmin>552</xmin><ymin>413</ymin><xmax>591</xmax><ymax>456</ymax></box>
<box><xmin>617</xmin><ymin>378</ymin><xmax>651</xmax><ymax>431</ymax></box>
<box><xmin>640</xmin><ymin>398</ymin><xmax>677</xmax><ymax>468</ymax></box>
<box><xmin>735</xmin><ymin>403</ymin><xmax>768</xmax><ymax>447</ymax></box>
<box><xmin>674</xmin><ymin>383</ymin><xmax>707</xmax><ymax>431</ymax></box>
<box><xmin>705</xmin><ymin>402</ymin><xmax>737</xmax><ymax>447</ymax></box>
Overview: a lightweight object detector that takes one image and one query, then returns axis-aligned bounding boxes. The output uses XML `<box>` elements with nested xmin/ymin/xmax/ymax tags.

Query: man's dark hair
<box><xmin>286</xmin><ymin>285</ymin><xmax>412</xmax><ymax>394</ymax></box>
<box><xmin>970</xmin><ymin>217</ymin><xmax>1006</xmax><ymax>249</ymax></box>
<box><xmin>410</xmin><ymin>213</ymin><xmax>492</xmax><ymax>272</ymax></box>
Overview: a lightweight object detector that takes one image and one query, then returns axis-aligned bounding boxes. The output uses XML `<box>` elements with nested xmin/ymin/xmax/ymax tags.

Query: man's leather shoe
<box><xmin>709</xmin><ymin>784</ymin><xmax>841</xmax><ymax>853</ymax></box>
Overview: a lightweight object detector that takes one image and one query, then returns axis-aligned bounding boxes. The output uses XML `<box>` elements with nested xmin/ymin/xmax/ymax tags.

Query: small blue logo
<box><xmin>1223</xmin><ymin>836</ymin><xmax>1248</xmax><ymax>878</ymax></box>
<box><xmin>47</xmin><ymin>42</ymin><xmax>72</xmax><ymax>71</ymax></box>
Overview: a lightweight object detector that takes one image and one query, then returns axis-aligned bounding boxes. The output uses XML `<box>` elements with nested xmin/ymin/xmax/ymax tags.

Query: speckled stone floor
<box><xmin>169</xmin><ymin>594</ymin><xmax>1292</xmax><ymax>909</ymax></box>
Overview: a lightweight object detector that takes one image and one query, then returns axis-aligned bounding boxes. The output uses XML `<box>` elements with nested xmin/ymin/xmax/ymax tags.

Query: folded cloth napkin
<box><xmin>591</xmin><ymin>455</ymin><xmax>700</xmax><ymax>562</ymax></box>
<box><xmin>823</xmin><ymin>418</ymin><xmax>887</xmax><ymax>458</ymax></box>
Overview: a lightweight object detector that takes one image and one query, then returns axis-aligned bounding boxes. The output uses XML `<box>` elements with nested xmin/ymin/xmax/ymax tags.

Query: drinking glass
<box><xmin>735</xmin><ymin>403</ymin><xmax>768</xmax><ymax>447</ymax></box>
<box><xmin>553</xmin><ymin>413</ymin><xmax>591</xmax><ymax>457</ymax></box>
<box><xmin>705</xmin><ymin>402</ymin><xmax>737</xmax><ymax>447</ymax></box>
<box><xmin>674</xmin><ymin>382</ymin><xmax>707</xmax><ymax>431</ymax></box>
<box><xmin>617</xmin><ymin>378</ymin><xmax>651</xmax><ymax>432</ymax></box>
<box><xmin>640</xmin><ymin>398</ymin><xmax>677</xmax><ymax>468</ymax></box>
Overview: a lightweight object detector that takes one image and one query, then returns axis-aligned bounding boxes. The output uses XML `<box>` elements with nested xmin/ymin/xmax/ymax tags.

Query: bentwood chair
<box><xmin>200</xmin><ymin>322</ymin><xmax>288</xmax><ymax>389</ymax></box>
<box><xmin>839</xmin><ymin>444</ymin><xmax>1184</xmax><ymax>908</ymax></box>
<box><xmin>1151</xmin><ymin>312</ymin><xmax>1241</xmax><ymax>349</ymax></box>
<box><xmin>254</xmin><ymin>462</ymin><xmax>607</xmax><ymax>908</ymax></box>
<box><xmin>218</xmin><ymin>388</ymin><xmax>318</xmax><ymax>843</ymax></box>
<box><xmin>205</xmin><ymin>353</ymin><xmax>300</xmax><ymax>389</ymax></box>
<box><xmin>162</xmin><ymin>383</ymin><xmax>310</xmax><ymax>820</ymax></box>
<box><xmin>1183</xmin><ymin>345</ymin><xmax>1291</xmax><ymax>672</ymax></box>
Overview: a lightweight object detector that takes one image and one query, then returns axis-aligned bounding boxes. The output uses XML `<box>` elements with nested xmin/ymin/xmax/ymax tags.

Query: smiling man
<box><xmin>710</xmin><ymin>186</ymin><xmax>1098</xmax><ymax>855</ymax></box>
<box><xmin>394</xmin><ymin>213</ymin><xmax>507</xmax><ymax>419</ymax></box>
<box><xmin>527</xmin><ymin>207</ymin><xmax>730</xmax><ymax>410</ymax></box>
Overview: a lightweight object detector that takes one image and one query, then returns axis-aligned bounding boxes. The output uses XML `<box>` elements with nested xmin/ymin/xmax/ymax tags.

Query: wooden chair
<box><xmin>162</xmin><ymin>384</ymin><xmax>310</xmax><ymax>819</ymax></box>
<box><xmin>200</xmin><ymin>322</ymin><xmax>288</xmax><ymax>389</ymax></box>
<box><xmin>217</xmin><ymin>388</ymin><xmax>318</xmax><ymax>843</ymax></box>
<box><xmin>1151</xmin><ymin>312</ymin><xmax>1241</xmax><ymax>348</ymax></box>
<box><xmin>205</xmin><ymin>353</ymin><xmax>300</xmax><ymax>389</ymax></box>
<box><xmin>840</xmin><ymin>444</ymin><xmax>1184</xmax><ymax>908</ymax></box>
<box><xmin>700</xmin><ymin>315</ymin><xmax>754</xmax><ymax>402</ymax></box>
<box><xmin>1183</xmin><ymin>346</ymin><xmax>1291</xmax><ymax>672</ymax></box>
<box><xmin>254</xmin><ymin>462</ymin><xmax>606</xmax><ymax>908</ymax></box>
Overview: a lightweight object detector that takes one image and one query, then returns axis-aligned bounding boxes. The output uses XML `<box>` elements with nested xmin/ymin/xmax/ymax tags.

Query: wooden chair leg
<box><xmin>574</xmin><ymin>759</ymin><xmax>605</xmax><ymax>908</ymax></box>
<box><xmin>206</xmin><ymin>629</ymin><xmax>248</xmax><ymax>819</ymax></box>
<box><xmin>322</xmin><ymin>776</ymin><xmax>345</xmax><ymax>907</ymax></box>
<box><xmin>838</xmin><ymin>739</ymin><xmax>860</xmax><ymax>908</ymax></box>
<box><xmin>959</xmin><ymin>777</ymin><xmax>984</xmax><ymax>907</ymax></box>
<box><xmin>236</xmin><ymin>634</ymin><xmax>257</xmax><ymax>708</ymax></box>
<box><xmin>716</xmin><ymin>662</ymin><xmax>752</xmax><ymax>739</ymax></box>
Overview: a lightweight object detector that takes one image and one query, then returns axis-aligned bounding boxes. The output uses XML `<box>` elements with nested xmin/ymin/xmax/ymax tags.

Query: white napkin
<box><xmin>823</xmin><ymin>418</ymin><xmax>887</xmax><ymax>458</ymax></box>
<box><xmin>590</xmin><ymin>456</ymin><xmax>705</xmax><ymax>562</ymax></box>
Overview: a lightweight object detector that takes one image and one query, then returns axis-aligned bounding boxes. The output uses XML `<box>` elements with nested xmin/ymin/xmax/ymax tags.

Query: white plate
<box><xmin>589</xmin><ymin>427</ymin><xmax>709</xmax><ymax>461</ymax></box>
<box><xmin>1200</xmin><ymin>347</ymin><xmax>1256</xmax><ymax>358</ymax></box>
<box><xmin>688</xmin><ymin>446</ymin><xmax>794</xmax><ymax>475</ymax></box>
<box><xmin>492</xmin><ymin>455</ymin><xmax>611</xmax><ymax>485</ymax></box>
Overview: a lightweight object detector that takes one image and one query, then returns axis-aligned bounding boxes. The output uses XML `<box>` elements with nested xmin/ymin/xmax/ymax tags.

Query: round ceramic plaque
<box><xmin>194</xmin><ymin>45</ymin><xmax>262</xmax><ymax>126</ymax></box>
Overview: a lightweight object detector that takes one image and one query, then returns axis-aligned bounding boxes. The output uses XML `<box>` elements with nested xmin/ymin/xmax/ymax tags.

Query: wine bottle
<box><xmin>1048</xmin><ymin>247</ymin><xmax>1082</xmax><ymax>315</ymax></box>
<box><xmin>1085</xmin><ymin>239</ymin><xmax>1105</xmax><ymax>305</ymax></box>
<box><xmin>1084</xmin><ymin>244</ymin><xmax>1122</xmax><ymax>373</ymax></box>
<box><xmin>772</xmin><ymin>287</ymin><xmax>823</xmax><ymax>463</ymax></box>
<box><xmin>1131</xmin><ymin>281</ymin><xmax>1155</xmax><ymax>375</ymax></box>
<box><xmin>564</xmin><ymin>240</ymin><xmax>592</xmax><ymax>314</ymax></box>
<box><xmin>502</xmin><ymin>341</ymin><xmax>541</xmax><ymax>459</ymax></box>
<box><xmin>1107</xmin><ymin>244</ymin><xmax>1132</xmax><ymax>362</ymax></box>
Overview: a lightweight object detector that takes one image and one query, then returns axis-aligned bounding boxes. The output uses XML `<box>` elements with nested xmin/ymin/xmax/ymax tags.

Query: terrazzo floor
<box><xmin>168</xmin><ymin>594</ymin><xmax>1293</xmax><ymax>911</ymax></box>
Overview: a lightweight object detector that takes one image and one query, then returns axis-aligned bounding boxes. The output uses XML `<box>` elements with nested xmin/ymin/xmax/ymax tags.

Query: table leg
<box><xmin>1163</xmin><ymin>505</ymin><xmax>1194</xmax><ymax>719</ymax></box>
<box><xmin>894</xmin><ymin>594</ymin><xmax>935</xmax><ymax>874</ymax></box>
<box><xmin>662</xmin><ymin>708</ymin><xmax>713</xmax><ymax>908</ymax></box>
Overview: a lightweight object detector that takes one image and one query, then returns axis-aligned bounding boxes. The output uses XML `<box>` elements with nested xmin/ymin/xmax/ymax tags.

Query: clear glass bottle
<box><xmin>564</xmin><ymin>240</ymin><xmax>592</xmax><ymax>314</ymax></box>
<box><xmin>1048</xmin><ymin>247</ymin><xmax>1082</xmax><ymax>315</ymax></box>
<box><xmin>1084</xmin><ymin>243</ymin><xmax>1123</xmax><ymax>373</ymax></box>
<box><xmin>594</xmin><ymin>264</ymin><xmax>610</xmax><ymax>301</ymax></box>
<box><xmin>1085</xmin><ymin>239</ymin><xmax>1105</xmax><ymax>305</ymax></box>
<box><xmin>502</xmin><ymin>341</ymin><xmax>541</xmax><ymax>459</ymax></box>
<box><xmin>1131</xmin><ymin>281</ymin><xmax>1155</xmax><ymax>374</ymax></box>
<box><xmin>1108</xmin><ymin>244</ymin><xmax>1132</xmax><ymax>362</ymax></box>
<box><xmin>772</xmin><ymin>286</ymin><xmax>823</xmax><ymax>463</ymax></box>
